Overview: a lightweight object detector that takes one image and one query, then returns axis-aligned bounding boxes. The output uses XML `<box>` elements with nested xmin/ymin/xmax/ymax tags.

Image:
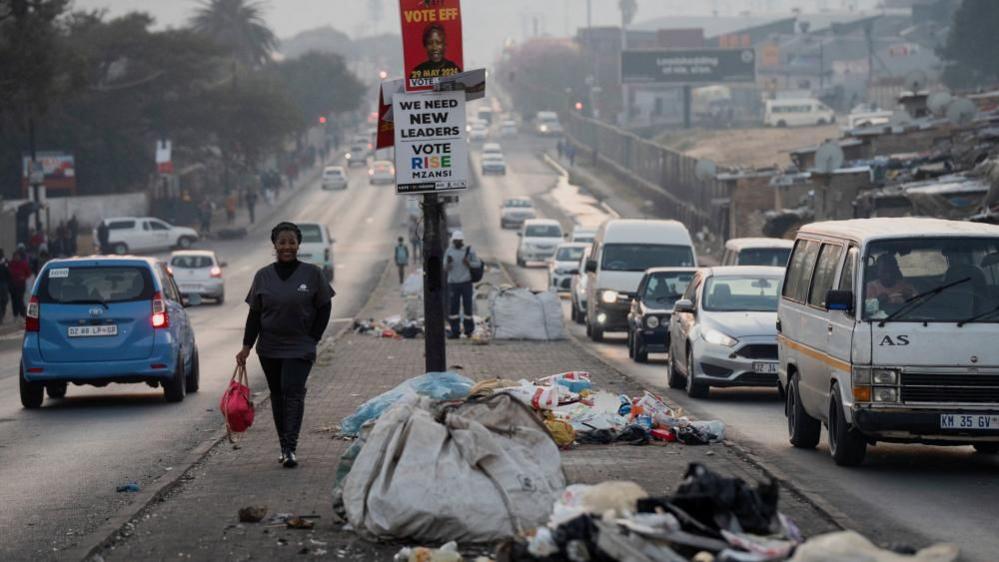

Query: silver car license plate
<box><xmin>940</xmin><ymin>414</ymin><xmax>999</xmax><ymax>430</ymax></box>
<box><xmin>753</xmin><ymin>362</ymin><xmax>779</xmax><ymax>374</ymax></box>
<box><xmin>68</xmin><ymin>325</ymin><xmax>118</xmax><ymax>338</ymax></box>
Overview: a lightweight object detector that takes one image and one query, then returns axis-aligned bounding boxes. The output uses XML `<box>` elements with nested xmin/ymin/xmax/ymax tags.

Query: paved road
<box><xmin>461</xmin><ymin>135</ymin><xmax>999</xmax><ymax>561</ymax></box>
<box><xmin>0</xmin><ymin>161</ymin><xmax>404</xmax><ymax>559</ymax></box>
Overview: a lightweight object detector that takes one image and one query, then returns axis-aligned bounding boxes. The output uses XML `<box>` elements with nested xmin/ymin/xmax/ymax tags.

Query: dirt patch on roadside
<box><xmin>657</xmin><ymin>124</ymin><xmax>841</xmax><ymax>169</ymax></box>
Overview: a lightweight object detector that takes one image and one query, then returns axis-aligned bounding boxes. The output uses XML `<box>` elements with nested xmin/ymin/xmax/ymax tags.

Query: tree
<box><xmin>940</xmin><ymin>0</ymin><xmax>999</xmax><ymax>89</ymax></box>
<box><xmin>497</xmin><ymin>38</ymin><xmax>589</xmax><ymax>120</ymax></box>
<box><xmin>190</xmin><ymin>0</ymin><xmax>276</xmax><ymax>67</ymax></box>
<box><xmin>273</xmin><ymin>51</ymin><xmax>365</xmax><ymax>127</ymax></box>
<box><xmin>619</xmin><ymin>0</ymin><xmax>638</xmax><ymax>27</ymax></box>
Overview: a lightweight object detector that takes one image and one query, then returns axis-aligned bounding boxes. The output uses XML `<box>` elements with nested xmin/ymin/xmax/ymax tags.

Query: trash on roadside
<box><xmin>115</xmin><ymin>482</ymin><xmax>140</xmax><ymax>493</ymax></box>
<box><xmin>238</xmin><ymin>505</ymin><xmax>268</xmax><ymax>523</ymax></box>
<box><xmin>543</xmin><ymin>417</ymin><xmax>576</xmax><ymax>449</ymax></box>
<box><xmin>286</xmin><ymin>516</ymin><xmax>315</xmax><ymax>530</ymax></box>
<box><xmin>402</xmin><ymin>271</ymin><xmax>423</xmax><ymax>297</ymax></box>
<box><xmin>489</xmin><ymin>287</ymin><xmax>566</xmax><ymax>340</ymax></box>
<box><xmin>394</xmin><ymin>541</ymin><xmax>463</xmax><ymax>562</ymax></box>
<box><xmin>469</xmin><ymin>378</ymin><xmax>521</xmax><ymax>397</ymax></box>
<box><xmin>339</xmin><ymin>372</ymin><xmax>473</xmax><ymax>436</ymax></box>
<box><xmin>535</xmin><ymin>371</ymin><xmax>592</xmax><ymax>393</ymax></box>
<box><xmin>789</xmin><ymin>530</ymin><xmax>958</xmax><ymax>562</ymax></box>
<box><xmin>336</xmin><ymin>393</ymin><xmax>566</xmax><ymax>543</ymax></box>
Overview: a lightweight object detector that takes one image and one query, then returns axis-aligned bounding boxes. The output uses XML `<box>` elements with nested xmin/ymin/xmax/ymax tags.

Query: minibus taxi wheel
<box><xmin>786</xmin><ymin>372</ymin><xmax>820</xmax><ymax>449</ymax></box>
<box><xmin>829</xmin><ymin>383</ymin><xmax>867</xmax><ymax>466</ymax></box>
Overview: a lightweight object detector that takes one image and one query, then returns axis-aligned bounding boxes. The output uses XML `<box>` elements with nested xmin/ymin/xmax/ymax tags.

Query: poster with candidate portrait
<box><xmin>399</xmin><ymin>0</ymin><xmax>464</xmax><ymax>92</ymax></box>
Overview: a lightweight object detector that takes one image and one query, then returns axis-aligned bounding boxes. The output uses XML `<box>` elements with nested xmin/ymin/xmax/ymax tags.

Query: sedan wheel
<box><xmin>634</xmin><ymin>333</ymin><xmax>648</xmax><ymax>363</ymax></box>
<box><xmin>686</xmin><ymin>351</ymin><xmax>708</xmax><ymax>398</ymax></box>
<box><xmin>667</xmin><ymin>352</ymin><xmax>685</xmax><ymax>389</ymax></box>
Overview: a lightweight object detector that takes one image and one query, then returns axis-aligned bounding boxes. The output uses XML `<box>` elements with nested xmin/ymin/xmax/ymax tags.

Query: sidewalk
<box><xmin>87</xmin><ymin>264</ymin><xmax>838</xmax><ymax>561</ymax></box>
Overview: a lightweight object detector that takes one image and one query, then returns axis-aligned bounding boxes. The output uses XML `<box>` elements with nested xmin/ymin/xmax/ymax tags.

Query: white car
<box><xmin>516</xmin><ymin>219</ymin><xmax>564</xmax><ymax>267</ymax></box>
<box><xmin>345</xmin><ymin>143</ymin><xmax>368</xmax><ymax>168</ymax></box>
<box><xmin>535</xmin><ymin>111</ymin><xmax>563</xmax><ymax>136</ymax></box>
<box><xmin>500</xmin><ymin>197</ymin><xmax>536</xmax><ymax>229</ymax></box>
<box><xmin>570</xmin><ymin>246</ymin><xmax>592</xmax><ymax>324</ymax></box>
<box><xmin>368</xmin><ymin>160</ymin><xmax>395</xmax><ymax>185</ymax></box>
<box><xmin>721</xmin><ymin>237</ymin><xmax>794</xmax><ymax>267</ymax></box>
<box><xmin>500</xmin><ymin>120</ymin><xmax>518</xmax><ymax>137</ymax></box>
<box><xmin>481</xmin><ymin>154</ymin><xmax>507</xmax><ymax>175</ymax></box>
<box><xmin>296</xmin><ymin>222</ymin><xmax>335</xmax><ymax>282</ymax></box>
<box><xmin>469</xmin><ymin>124</ymin><xmax>488</xmax><ymax>142</ymax></box>
<box><xmin>571</xmin><ymin>227</ymin><xmax>596</xmax><ymax>244</ymax></box>
<box><xmin>548</xmin><ymin>243</ymin><xmax>588</xmax><ymax>292</ymax></box>
<box><xmin>94</xmin><ymin>217</ymin><xmax>199</xmax><ymax>255</ymax></box>
<box><xmin>321</xmin><ymin>166</ymin><xmax>349</xmax><ymax>190</ymax></box>
<box><xmin>170</xmin><ymin>250</ymin><xmax>226</xmax><ymax>304</ymax></box>
<box><xmin>482</xmin><ymin>143</ymin><xmax>503</xmax><ymax>157</ymax></box>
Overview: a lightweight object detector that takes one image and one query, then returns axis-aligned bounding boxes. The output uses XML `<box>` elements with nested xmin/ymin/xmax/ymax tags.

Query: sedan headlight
<box><xmin>601</xmin><ymin>290</ymin><xmax>619</xmax><ymax>304</ymax></box>
<box><xmin>645</xmin><ymin>315</ymin><xmax>660</xmax><ymax>329</ymax></box>
<box><xmin>345</xmin><ymin>153</ymin><xmax>352</xmax><ymax>159</ymax></box>
<box><xmin>702</xmin><ymin>328</ymin><xmax>738</xmax><ymax>347</ymax></box>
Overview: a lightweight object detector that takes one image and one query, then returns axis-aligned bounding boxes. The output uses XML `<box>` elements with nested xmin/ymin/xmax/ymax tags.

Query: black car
<box><xmin>627</xmin><ymin>267</ymin><xmax>697</xmax><ymax>363</ymax></box>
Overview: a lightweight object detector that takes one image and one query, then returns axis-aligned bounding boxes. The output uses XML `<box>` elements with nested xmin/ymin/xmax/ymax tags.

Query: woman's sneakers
<box><xmin>278</xmin><ymin>451</ymin><xmax>287</xmax><ymax>464</ymax></box>
<box><xmin>282</xmin><ymin>450</ymin><xmax>298</xmax><ymax>468</ymax></box>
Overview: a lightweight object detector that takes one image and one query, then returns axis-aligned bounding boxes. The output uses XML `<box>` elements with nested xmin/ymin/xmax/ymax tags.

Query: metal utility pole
<box><xmin>421</xmin><ymin>194</ymin><xmax>447</xmax><ymax>372</ymax></box>
<box><xmin>28</xmin><ymin>117</ymin><xmax>42</xmax><ymax>233</ymax></box>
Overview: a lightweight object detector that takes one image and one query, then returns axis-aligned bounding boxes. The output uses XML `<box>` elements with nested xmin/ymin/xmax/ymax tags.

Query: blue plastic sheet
<box><xmin>339</xmin><ymin>372</ymin><xmax>473</xmax><ymax>436</ymax></box>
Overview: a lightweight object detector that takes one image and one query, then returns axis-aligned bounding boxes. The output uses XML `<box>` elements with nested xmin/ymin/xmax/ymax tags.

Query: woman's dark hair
<box><xmin>271</xmin><ymin>222</ymin><xmax>302</xmax><ymax>244</ymax></box>
<box><xmin>422</xmin><ymin>24</ymin><xmax>445</xmax><ymax>46</ymax></box>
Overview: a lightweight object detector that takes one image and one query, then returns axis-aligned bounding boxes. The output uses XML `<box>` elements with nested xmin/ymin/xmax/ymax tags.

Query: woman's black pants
<box><xmin>258</xmin><ymin>357</ymin><xmax>313</xmax><ymax>453</ymax></box>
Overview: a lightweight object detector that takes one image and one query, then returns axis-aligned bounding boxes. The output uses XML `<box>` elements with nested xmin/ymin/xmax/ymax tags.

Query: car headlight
<box><xmin>873</xmin><ymin>387</ymin><xmax>898</xmax><ymax>402</ymax></box>
<box><xmin>702</xmin><ymin>328</ymin><xmax>738</xmax><ymax>347</ymax></box>
<box><xmin>872</xmin><ymin>369</ymin><xmax>898</xmax><ymax>385</ymax></box>
<box><xmin>345</xmin><ymin>153</ymin><xmax>352</xmax><ymax>159</ymax></box>
<box><xmin>601</xmin><ymin>290</ymin><xmax>619</xmax><ymax>304</ymax></box>
<box><xmin>645</xmin><ymin>315</ymin><xmax>660</xmax><ymax>329</ymax></box>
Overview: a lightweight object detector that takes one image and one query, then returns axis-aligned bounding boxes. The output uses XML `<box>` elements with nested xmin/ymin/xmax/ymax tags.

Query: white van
<box><xmin>764</xmin><ymin>98</ymin><xmax>836</xmax><ymax>127</ymax></box>
<box><xmin>778</xmin><ymin>218</ymin><xmax>999</xmax><ymax>466</ymax></box>
<box><xmin>584</xmin><ymin>219</ymin><xmax>697</xmax><ymax>341</ymax></box>
<box><xmin>535</xmin><ymin>111</ymin><xmax>563</xmax><ymax>136</ymax></box>
<box><xmin>721</xmin><ymin>238</ymin><xmax>794</xmax><ymax>267</ymax></box>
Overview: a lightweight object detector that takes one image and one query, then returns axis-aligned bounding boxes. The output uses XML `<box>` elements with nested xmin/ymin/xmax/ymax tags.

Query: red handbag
<box><xmin>220</xmin><ymin>365</ymin><xmax>254</xmax><ymax>438</ymax></box>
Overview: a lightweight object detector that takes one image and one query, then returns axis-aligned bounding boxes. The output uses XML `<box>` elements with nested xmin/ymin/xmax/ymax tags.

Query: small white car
<box><xmin>94</xmin><ymin>217</ymin><xmax>199</xmax><ymax>255</ymax></box>
<box><xmin>500</xmin><ymin>197</ymin><xmax>536</xmax><ymax>229</ymax></box>
<box><xmin>368</xmin><ymin>160</ymin><xmax>395</xmax><ymax>185</ymax></box>
<box><xmin>721</xmin><ymin>238</ymin><xmax>794</xmax><ymax>267</ymax></box>
<box><xmin>170</xmin><ymin>250</ymin><xmax>226</xmax><ymax>304</ymax></box>
<box><xmin>571</xmin><ymin>227</ymin><xmax>597</xmax><ymax>244</ymax></box>
<box><xmin>345</xmin><ymin>143</ymin><xmax>368</xmax><ymax>168</ymax></box>
<box><xmin>548</xmin><ymin>243</ymin><xmax>588</xmax><ymax>292</ymax></box>
<box><xmin>321</xmin><ymin>166</ymin><xmax>349</xmax><ymax>190</ymax></box>
<box><xmin>469</xmin><ymin>124</ymin><xmax>488</xmax><ymax>142</ymax></box>
<box><xmin>500</xmin><ymin>120</ymin><xmax>518</xmax><ymax>137</ymax></box>
<box><xmin>482</xmin><ymin>143</ymin><xmax>503</xmax><ymax>157</ymax></box>
<box><xmin>517</xmin><ymin>219</ymin><xmax>564</xmax><ymax>267</ymax></box>
<box><xmin>481</xmin><ymin>154</ymin><xmax>507</xmax><ymax>175</ymax></box>
<box><xmin>570</xmin><ymin>246</ymin><xmax>592</xmax><ymax>324</ymax></box>
<box><xmin>296</xmin><ymin>222</ymin><xmax>335</xmax><ymax>282</ymax></box>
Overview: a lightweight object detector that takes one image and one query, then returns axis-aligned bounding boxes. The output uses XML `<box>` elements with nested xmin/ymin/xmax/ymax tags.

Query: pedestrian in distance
<box><xmin>0</xmin><ymin>249</ymin><xmax>10</xmax><ymax>324</ymax></box>
<box><xmin>67</xmin><ymin>214</ymin><xmax>79</xmax><ymax>255</ymax></box>
<box><xmin>8</xmin><ymin>249</ymin><xmax>31</xmax><ymax>319</ymax></box>
<box><xmin>409</xmin><ymin>217</ymin><xmax>423</xmax><ymax>262</ymax></box>
<box><xmin>199</xmin><ymin>199</ymin><xmax>213</xmax><ymax>234</ymax></box>
<box><xmin>394</xmin><ymin>236</ymin><xmax>410</xmax><ymax>284</ymax></box>
<box><xmin>237</xmin><ymin>222</ymin><xmax>334</xmax><ymax>469</ymax></box>
<box><xmin>566</xmin><ymin>143</ymin><xmax>577</xmax><ymax>167</ymax></box>
<box><xmin>444</xmin><ymin>231</ymin><xmax>481</xmax><ymax>339</ymax></box>
<box><xmin>225</xmin><ymin>192</ymin><xmax>238</xmax><ymax>225</ymax></box>
<box><xmin>556</xmin><ymin>138</ymin><xmax>564</xmax><ymax>160</ymax></box>
<box><xmin>96</xmin><ymin>219</ymin><xmax>110</xmax><ymax>254</ymax></box>
<box><xmin>246</xmin><ymin>189</ymin><xmax>258</xmax><ymax>224</ymax></box>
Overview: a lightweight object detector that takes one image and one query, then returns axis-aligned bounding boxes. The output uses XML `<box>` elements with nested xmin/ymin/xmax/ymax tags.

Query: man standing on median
<box><xmin>444</xmin><ymin>230</ymin><xmax>480</xmax><ymax>338</ymax></box>
<box><xmin>394</xmin><ymin>236</ymin><xmax>410</xmax><ymax>284</ymax></box>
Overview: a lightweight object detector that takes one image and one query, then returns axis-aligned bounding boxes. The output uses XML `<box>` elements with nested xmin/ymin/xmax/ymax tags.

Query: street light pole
<box><xmin>28</xmin><ymin>116</ymin><xmax>42</xmax><ymax>233</ymax></box>
<box><xmin>422</xmin><ymin>194</ymin><xmax>447</xmax><ymax>372</ymax></box>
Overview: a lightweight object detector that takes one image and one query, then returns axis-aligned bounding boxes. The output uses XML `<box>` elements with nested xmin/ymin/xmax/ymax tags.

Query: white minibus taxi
<box><xmin>764</xmin><ymin>98</ymin><xmax>836</xmax><ymax>127</ymax></box>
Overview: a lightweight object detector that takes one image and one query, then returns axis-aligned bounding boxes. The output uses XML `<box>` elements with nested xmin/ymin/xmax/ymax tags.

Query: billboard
<box><xmin>393</xmin><ymin>91</ymin><xmax>468</xmax><ymax>195</ymax></box>
<box><xmin>21</xmin><ymin>151</ymin><xmax>76</xmax><ymax>193</ymax></box>
<box><xmin>399</xmin><ymin>0</ymin><xmax>464</xmax><ymax>92</ymax></box>
<box><xmin>621</xmin><ymin>49</ymin><xmax>756</xmax><ymax>85</ymax></box>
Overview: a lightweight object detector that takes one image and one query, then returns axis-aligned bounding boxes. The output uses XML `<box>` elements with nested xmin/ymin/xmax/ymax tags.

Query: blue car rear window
<box><xmin>38</xmin><ymin>266</ymin><xmax>154</xmax><ymax>304</ymax></box>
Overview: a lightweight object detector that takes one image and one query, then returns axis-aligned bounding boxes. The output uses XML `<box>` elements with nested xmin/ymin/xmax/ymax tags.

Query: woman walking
<box><xmin>236</xmin><ymin>222</ymin><xmax>334</xmax><ymax>468</ymax></box>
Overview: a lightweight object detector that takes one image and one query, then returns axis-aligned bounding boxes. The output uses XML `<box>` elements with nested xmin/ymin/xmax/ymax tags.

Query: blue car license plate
<box><xmin>68</xmin><ymin>325</ymin><xmax>118</xmax><ymax>338</ymax></box>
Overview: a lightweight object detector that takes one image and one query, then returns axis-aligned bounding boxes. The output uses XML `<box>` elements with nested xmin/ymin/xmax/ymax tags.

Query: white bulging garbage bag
<box><xmin>340</xmin><ymin>393</ymin><xmax>566</xmax><ymax>543</ymax></box>
<box><xmin>490</xmin><ymin>288</ymin><xmax>566</xmax><ymax>340</ymax></box>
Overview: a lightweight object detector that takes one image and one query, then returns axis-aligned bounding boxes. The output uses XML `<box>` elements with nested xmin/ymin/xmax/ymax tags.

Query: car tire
<box><xmin>186</xmin><ymin>349</ymin><xmax>200</xmax><ymax>393</ymax></box>
<box><xmin>113</xmin><ymin>242</ymin><xmax>128</xmax><ymax>255</ymax></box>
<box><xmin>45</xmin><ymin>382</ymin><xmax>68</xmax><ymax>399</ymax></box>
<box><xmin>570</xmin><ymin>305</ymin><xmax>578</xmax><ymax>323</ymax></box>
<box><xmin>216</xmin><ymin>291</ymin><xmax>225</xmax><ymax>305</ymax></box>
<box><xmin>590</xmin><ymin>320</ymin><xmax>604</xmax><ymax>343</ymax></box>
<box><xmin>634</xmin><ymin>333</ymin><xmax>649</xmax><ymax>363</ymax></box>
<box><xmin>667</xmin><ymin>352</ymin><xmax>685</xmax><ymax>389</ymax></box>
<box><xmin>575</xmin><ymin>305</ymin><xmax>586</xmax><ymax>325</ymax></box>
<box><xmin>829</xmin><ymin>385</ymin><xmax>867</xmax><ymax>466</ymax></box>
<box><xmin>686</xmin><ymin>350</ymin><xmax>709</xmax><ymax>398</ymax></box>
<box><xmin>626</xmin><ymin>330</ymin><xmax>634</xmax><ymax>358</ymax></box>
<box><xmin>787</xmin><ymin>373</ymin><xmax>821</xmax><ymax>449</ymax></box>
<box><xmin>585</xmin><ymin>318</ymin><xmax>592</xmax><ymax>338</ymax></box>
<box><xmin>516</xmin><ymin>254</ymin><xmax>525</xmax><ymax>267</ymax></box>
<box><xmin>777</xmin><ymin>120</ymin><xmax>787</xmax><ymax>128</ymax></box>
<box><xmin>817</xmin><ymin>118</ymin><xmax>827</xmax><ymax>125</ymax></box>
<box><xmin>163</xmin><ymin>355</ymin><xmax>186</xmax><ymax>403</ymax></box>
<box><xmin>177</xmin><ymin>236</ymin><xmax>194</xmax><ymax>249</ymax></box>
<box><xmin>973</xmin><ymin>443</ymin><xmax>999</xmax><ymax>454</ymax></box>
<box><xmin>19</xmin><ymin>366</ymin><xmax>44</xmax><ymax>409</ymax></box>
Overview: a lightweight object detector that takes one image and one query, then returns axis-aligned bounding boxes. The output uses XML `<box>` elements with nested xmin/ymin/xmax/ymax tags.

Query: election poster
<box><xmin>376</xmin><ymin>78</ymin><xmax>405</xmax><ymax>150</ymax></box>
<box><xmin>399</xmin><ymin>0</ymin><xmax>463</xmax><ymax>92</ymax></box>
<box><xmin>393</xmin><ymin>91</ymin><xmax>468</xmax><ymax>195</ymax></box>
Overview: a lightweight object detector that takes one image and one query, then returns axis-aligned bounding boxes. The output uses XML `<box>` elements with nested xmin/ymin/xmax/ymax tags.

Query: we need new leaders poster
<box><xmin>400</xmin><ymin>0</ymin><xmax>464</xmax><ymax>92</ymax></box>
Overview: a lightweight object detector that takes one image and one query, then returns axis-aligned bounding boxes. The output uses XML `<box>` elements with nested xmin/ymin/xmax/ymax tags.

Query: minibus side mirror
<box><xmin>826</xmin><ymin>290</ymin><xmax>853</xmax><ymax>312</ymax></box>
<box><xmin>673</xmin><ymin>299</ymin><xmax>695</xmax><ymax>314</ymax></box>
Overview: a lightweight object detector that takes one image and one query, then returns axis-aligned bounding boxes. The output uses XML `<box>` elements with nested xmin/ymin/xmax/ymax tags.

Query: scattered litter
<box><xmin>238</xmin><ymin>506</ymin><xmax>268</xmax><ymax>523</ymax></box>
<box><xmin>789</xmin><ymin>531</ymin><xmax>958</xmax><ymax>562</ymax></box>
<box><xmin>339</xmin><ymin>372</ymin><xmax>473</xmax><ymax>436</ymax></box>
<box><xmin>286</xmin><ymin>517</ymin><xmax>315</xmax><ymax>530</ymax></box>
<box><xmin>395</xmin><ymin>540</ymin><xmax>462</xmax><ymax>562</ymax></box>
<box><xmin>115</xmin><ymin>482</ymin><xmax>140</xmax><ymax>493</ymax></box>
<box><xmin>543</xmin><ymin>417</ymin><xmax>576</xmax><ymax>448</ymax></box>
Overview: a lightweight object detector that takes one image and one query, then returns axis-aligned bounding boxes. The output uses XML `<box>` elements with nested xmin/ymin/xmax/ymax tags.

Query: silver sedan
<box><xmin>667</xmin><ymin>266</ymin><xmax>784</xmax><ymax>398</ymax></box>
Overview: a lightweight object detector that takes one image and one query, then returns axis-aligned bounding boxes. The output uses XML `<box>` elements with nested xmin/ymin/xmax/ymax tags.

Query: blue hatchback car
<box><xmin>19</xmin><ymin>257</ymin><xmax>200</xmax><ymax>408</ymax></box>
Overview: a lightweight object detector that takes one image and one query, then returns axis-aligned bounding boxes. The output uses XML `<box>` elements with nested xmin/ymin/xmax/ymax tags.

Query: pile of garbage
<box><xmin>339</xmin><ymin>371</ymin><xmax>474</xmax><ymax>436</ymax></box>
<box><xmin>353</xmin><ymin>316</ymin><xmax>425</xmax><ymax>339</ymax></box>
<box><xmin>493</xmin><ymin>462</ymin><xmax>959</xmax><ymax>562</ymax></box>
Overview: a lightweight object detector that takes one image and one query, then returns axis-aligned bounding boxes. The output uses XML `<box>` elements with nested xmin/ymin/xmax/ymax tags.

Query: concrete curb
<box><xmin>70</xmin><ymin>260</ymin><xmax>390</xmax><ymax>562</ymax></box>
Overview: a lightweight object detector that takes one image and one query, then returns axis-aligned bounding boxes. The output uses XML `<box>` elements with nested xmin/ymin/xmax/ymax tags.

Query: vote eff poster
<box><xmin>399</xmin><ymin>0</ymin><xmax>464</xmax><ymax>92</ymax></box>
<box><xmin>393</xmin><ymin>91</ymin><xmax>468</xmax><ymax>195</ymax></box>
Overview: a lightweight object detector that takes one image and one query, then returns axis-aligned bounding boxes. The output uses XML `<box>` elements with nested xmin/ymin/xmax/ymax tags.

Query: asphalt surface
<box><xmin>462</xmin><ymin>136</ymin><xmax>999</xmax><ymax>561</ymax></box>
<box><xmin>0</xmin><ymin>161</ymin><xmax>403</xmax><ymax>560</ymax></box>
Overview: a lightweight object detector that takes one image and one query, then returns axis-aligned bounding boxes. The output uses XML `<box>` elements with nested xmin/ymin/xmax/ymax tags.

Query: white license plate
<box><xmin>753</xmin><ymin>362</ymin><xmax>779</xmax><ymax>374</ymax></box>
<box><xmin>180</xmin><ymin>285</ymin><xmax>201</xmax><ymax>292</ymax></box>
<box><xmin>940</xmin><ymin>414</ymin><xmax>999</xmax><ymax>430</ymax></box>
<box><xmin>68</xmin><ymin>325</ymin><xmax>118</xmax><ymax>338</ymax></box>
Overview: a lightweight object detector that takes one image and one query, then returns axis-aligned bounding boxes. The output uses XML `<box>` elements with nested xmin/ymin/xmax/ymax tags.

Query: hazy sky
<box><xmin>70</xmin><ymin>0</ymin><xmax>881</xmax><ymax>65</ymax></box>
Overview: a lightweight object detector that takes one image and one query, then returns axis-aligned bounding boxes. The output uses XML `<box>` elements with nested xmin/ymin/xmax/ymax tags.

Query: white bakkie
<box><xmin>778</xmin><ymin>218</ymin><xmax>999</xmax><ymax>466</ymax></box>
